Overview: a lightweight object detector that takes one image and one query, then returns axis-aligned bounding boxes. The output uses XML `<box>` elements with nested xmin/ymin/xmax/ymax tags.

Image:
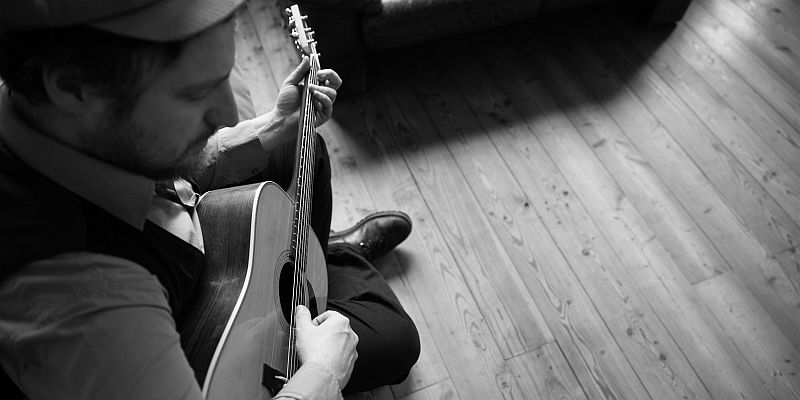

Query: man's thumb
<box><xmin>294</xmin><ymin>305</ymin><xmax>312</xmax><ymax>328</ymax></box>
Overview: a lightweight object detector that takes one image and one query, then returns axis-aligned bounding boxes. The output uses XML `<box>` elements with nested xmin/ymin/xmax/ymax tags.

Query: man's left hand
<box><xmin>274</xmin><ymin>57</ymin><xmax>342</xmax><ymax>129</ymax></box>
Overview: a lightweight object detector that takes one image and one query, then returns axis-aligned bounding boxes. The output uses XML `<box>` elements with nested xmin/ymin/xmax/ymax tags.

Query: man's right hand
<box><xmin>294</xmin><ymin>305</ymin><xmax>358</xmax><ymax>389</ymax></box>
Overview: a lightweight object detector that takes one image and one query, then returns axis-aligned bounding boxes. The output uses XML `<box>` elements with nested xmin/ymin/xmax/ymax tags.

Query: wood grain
<box><xmin>695</xmin><ymin>0</ymin><xmax>800</xmax><ymax>97</ymax></box>
<box><xmin>366</xmin><ymin>76</ymin><xmax>554</xmax><ymax>361</ymax></box>
<box><xmin>682</xmin><ymin>2</ymin><xmax>800</xmax><ymax>134</ymax></box>
<box><xmin>397</xmin><ymin>380</ymin><xmax>460</xmax><ymax>400</ymax></box>
<box><xmin>472</xmin><ymin>26</ymin><xmax>776</xmax><ymax>400</ymax></box>
<box><xmin>540</xmin><ymin>22</ymin><xmax>800</xmax><ymax>351</ymax></box>
<box><xmin>323</xmin><ymin>122</ymin><xmax>451</xmax><ymax>396</ymax></box>
<box><xmin>233</xmin><ymin>3</ymin><xmax>280</xmax><ymax>113</ymax></box>
<box><xmin>649</xmin><ymin>20</ymin><xmax>800</xmax><ymax>179</ymax></box>
<box><xmin>696</xmin><ymin>272</ymin><xmax>800</xmax><ymax>399</ymax></box>
<box><xmin>407</xmin><ymin>40</ymin><xmax>726</xmax><ymax>400</ymax></box>
<box><xmin>233</xmin><ymin>0</ymin><xmax>800</xmax><ymax>398</ymax></box>
<box><xmin>335</xmin><ymin>91</ymin><xmax>543</xmax><ymax>398</ymax></box>
<box><xmin>508</xmin><ymin>343</ymin><xmax>588</xmax><ymax>400</ymax></box>
<box><xmin>377</xmin><ymin>59</ymin><xmax>640</xmax><ymax>400</ymax></box>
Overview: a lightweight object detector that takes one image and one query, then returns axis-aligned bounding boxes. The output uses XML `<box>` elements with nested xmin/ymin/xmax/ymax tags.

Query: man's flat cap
<box><xmin>0</xmin><ymin>0</ymin><xmax>246</xmax><ymax>41</ymax></box>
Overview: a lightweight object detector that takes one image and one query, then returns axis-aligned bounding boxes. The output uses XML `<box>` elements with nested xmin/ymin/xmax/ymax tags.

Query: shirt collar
<box><xmin>0</xmin><ymin>88</ymin><xmax>155</xmax><ymax>230</ymax></box>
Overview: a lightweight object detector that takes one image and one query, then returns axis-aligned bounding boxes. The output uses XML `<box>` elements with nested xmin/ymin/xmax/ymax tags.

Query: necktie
<box><xmin>154</xmin><ymin>179</ymin><xmax>198</xmax><ymax>212</ymax></box>
<box><xmin>149</xmin><ymin>178</ymin><xmax>204</xmax><ymax>252</ymax></box>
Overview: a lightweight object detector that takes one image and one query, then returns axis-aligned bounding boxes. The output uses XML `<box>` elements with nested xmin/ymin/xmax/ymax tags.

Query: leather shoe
<box><xmin>328</xmin><ymin>211</ymin><xmax>412</xmax><ymax>261</ymax></box>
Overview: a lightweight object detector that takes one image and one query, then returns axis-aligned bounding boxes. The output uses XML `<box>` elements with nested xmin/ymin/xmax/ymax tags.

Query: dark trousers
<box><xmin>259</xmin><ymin>134</ymin><xmax>420</xmax><ymax>393</ymax></box>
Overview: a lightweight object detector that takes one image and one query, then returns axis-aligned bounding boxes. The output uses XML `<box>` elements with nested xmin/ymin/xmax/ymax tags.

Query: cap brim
<box><xmin>87</xmin><ymin>0</ymin><xmax>246</xmax><ymax>41</ymax></box>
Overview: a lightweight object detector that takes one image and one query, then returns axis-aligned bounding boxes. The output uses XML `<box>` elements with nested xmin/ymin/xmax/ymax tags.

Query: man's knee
<box><xmin>382</xmin><ymin>312</ymin><xmax>420</xmax><ymax>383</ymax></box>
<box><xmin>329</xmin><ymin>295</ymin><xmax>421</xmax><ymax>392</ymax></box>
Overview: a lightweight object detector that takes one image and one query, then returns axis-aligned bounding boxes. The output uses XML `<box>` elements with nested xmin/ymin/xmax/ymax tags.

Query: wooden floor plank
<box><xmin>328</xmin><ymin>95</ymin><xmax>536</xmax><ymax>399</ymax></box>
<box><xmin>322</xmin><ymin>122</ymin><xmax>451</xmax><ymax>397</ymax></box>
<box><xmin>360</xmin><ymin>73</ymin><xmax>554</xmax><ymax>361</ymax></box>
<box><xmin>375</xmin><ymin>56</ymin><xmax>651</xmax><ymax>400</ymax></box>
<box><xmin>389</xmin><ymin>38</ymin><xmax>735</xmax><ymax>399</ymax></box>
<box><xmin>539</xmin><ymin>21</ymin><xmax>800</xmax><ymax>352</ymax></box>
<box><xmin>397</xmin><ymin>380</ymin><xmax>460</xmax><ymax>400</ymax></box>
<box><xmin>233</xmin><ymin>0</ymin><xmax>800</xmax><ymax>398</ymax></box>
<box><xmin>430</xmin><ymin>34</ymin><xmax>754</xmax><ymax>400</ymax></box>
<box><xmin>576</xmin><ymin>21</ymin><xmax>800</xmax><ymax>342</ymax></box>
<box><xmin>733</xmin><ymin>0</ymin><xmax>800</xmax><ymax>30</ymax></box>
<box><xmin>485</xmin><ymin>30</ymin><xmax>728</xmax><ymax>287</ymax></box>
<box><xmin>471</xmin><ymin>27</ymin><xmax>778</xmax><ymax>400</ymax></box>
<box><xmin>508</xmin><ymin>343</ymin><xmax>589</xmax><ymax>400</ymax></box>
<box><xmin>727</xmin><ymin>0</ymin><xmax>800</xmax><ymax>46</ymax></box>
<box><xmin>345</xmin><ymin>386</ymin><xmax>396</xmax><ymax>400</ymax></box>
<box><xmin>579</xmin><ymin>21</ymin><xmax>800</xmax><ymax>259</ymax></box>
<box><xmin>648</xmin><ymin>20</ymin><xmax>800</xmax><ymax>179</ymax></box>
<box><xmin>695</xmin><ymin>0</ymin><xmax>800</xmax><ymax>97</ymax></box>
<box><xmin>696</xmin><ymin>272</ymin><xmax>800</xmax><ymax>399</ymax></box>
<box><xmin>234</xmin><ymin>4</ymin><xmax>280</xmax><ymax>113</ymax></box>
<box><xmin>582</xmin><ymin>19</ymin><xmax>800</xmax><ymax>296</ymax></box>
<box><xmin>610</xmin><ymin>23</ymin><xmax>800</xmax><ymax>229</ymax></box>
<box><xmin>682</xmin><ymin>2</ymin><xmax>800</xmax><ymax>134</ymax></box>
<box><xmin>242</xmin><ymin>0</ymin><xmax>299</xmax><ymax>89</ymax></box>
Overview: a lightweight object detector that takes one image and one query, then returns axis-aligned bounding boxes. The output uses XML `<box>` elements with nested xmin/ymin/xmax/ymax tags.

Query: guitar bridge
<box><xmin>262</xmin><ymin>364</ymin><xmax>287</xmax><ymax>394</ymax></box>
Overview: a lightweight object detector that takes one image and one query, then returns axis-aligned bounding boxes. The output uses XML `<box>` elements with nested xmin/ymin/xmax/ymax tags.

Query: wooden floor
<box><xmin>235</xmin><ymin>0</ymin><xmax>800</xmax><ymax>398</ymax></box>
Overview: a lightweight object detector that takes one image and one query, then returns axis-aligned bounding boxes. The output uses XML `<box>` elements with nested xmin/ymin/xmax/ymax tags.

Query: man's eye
<box><xmin>184</xmin><ymin>89</ymin><xmax>211</xmax><ymax>101</ymax></box>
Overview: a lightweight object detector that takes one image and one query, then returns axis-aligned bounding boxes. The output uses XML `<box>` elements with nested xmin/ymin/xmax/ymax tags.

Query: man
<box><xmin>0</xmin><ymin>0</ymin><xmax>420</xmax><ymax>399</ymax></box>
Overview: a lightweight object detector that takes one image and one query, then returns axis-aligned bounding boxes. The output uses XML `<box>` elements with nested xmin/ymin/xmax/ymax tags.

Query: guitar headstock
<box><xmin>285</xmin><ymin>4</ymin><xmax>317</xmax><ymax>58</ymax></box>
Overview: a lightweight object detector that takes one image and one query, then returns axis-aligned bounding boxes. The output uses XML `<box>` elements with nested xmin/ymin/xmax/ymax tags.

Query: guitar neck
<box><xmin>290</xmin><ymin>52</ymin><xmax>319</xmax><ymax>259</ymax></box>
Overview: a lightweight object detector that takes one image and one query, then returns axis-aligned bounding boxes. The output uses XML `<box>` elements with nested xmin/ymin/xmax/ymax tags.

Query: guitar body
<box><xmin>179</xmin><ymin>182</ymin><xmax>327</xmax><ymax>399</ymax></box>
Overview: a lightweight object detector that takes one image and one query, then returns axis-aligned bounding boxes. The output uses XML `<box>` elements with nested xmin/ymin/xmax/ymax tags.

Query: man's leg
<box><xmin>326</xmin><ymin>245</ymin><xmax>421</xmax><ymax>393</ymax></box>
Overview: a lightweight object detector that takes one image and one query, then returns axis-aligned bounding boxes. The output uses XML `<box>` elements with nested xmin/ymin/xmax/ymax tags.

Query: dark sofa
<box><xmin>292</xmin><ymin>0</ymin><xmax>692</xmax><ymax>94</ymax></box>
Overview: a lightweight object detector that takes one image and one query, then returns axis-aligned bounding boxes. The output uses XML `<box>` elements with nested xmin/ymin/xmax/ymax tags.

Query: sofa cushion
<box><xmin>540</xmin><ymin>0</ymin><xmax>619</xmax><ymax>12</ymax></box>
<box><xmin>298</xmin><ymin>0</ymin><xmax>383</xmax><ymax>14</ymax></box>
<box><xmin>362</xmin><ymin>0</ymin><xmax>542</xmax><ymax>50</ymax></box>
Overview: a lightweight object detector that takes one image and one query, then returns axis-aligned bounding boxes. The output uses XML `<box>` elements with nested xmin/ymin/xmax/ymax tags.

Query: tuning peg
<box><xmin>284</xmin><ymin>8</ymin><xmax>292</xmax><ymax>16</ymax></box>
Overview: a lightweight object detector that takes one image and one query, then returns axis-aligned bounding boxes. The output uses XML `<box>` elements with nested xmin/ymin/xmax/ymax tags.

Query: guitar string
<box><xmin>289</xmin><ymin>91</ymin><xmax>308</xmax><ymax>379</ymax></box>
<box><xmin>288</xmin><ymin>52</ymin><xmax>319</xmax><ymax>380</ymax></box>
<box><xmin>298</xmin><ymin>55</ymin><xmax>319</xmax><ymax>375</ymax></box>
<box><xmin>292</xmin><ymin>57</ymin><xmax>316</xmax><ymax>377</ymax></box>
<box><xmin>297</xmin><ymin>55</ymin><xmax>319</xmax><ymax>376</ymax></box>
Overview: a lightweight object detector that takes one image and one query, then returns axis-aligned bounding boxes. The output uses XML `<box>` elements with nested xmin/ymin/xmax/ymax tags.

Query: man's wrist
<box><xmin>276</xmin><ymin>361</ymin><xmax>344</xmax><ymax>400</ymax></box>
<box><xmin>255</xmin><ymin>109</ymin><xmax>293</xmax><ymax>152</ymax></box>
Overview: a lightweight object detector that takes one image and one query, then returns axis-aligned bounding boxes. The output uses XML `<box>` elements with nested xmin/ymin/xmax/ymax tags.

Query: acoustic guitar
<box><xmin>179</xmin><ymin>5</ymin><xmax>327</xmax><ymax>398</ymax></box>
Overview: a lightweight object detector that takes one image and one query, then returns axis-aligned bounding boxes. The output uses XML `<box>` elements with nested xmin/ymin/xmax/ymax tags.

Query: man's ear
<box><xmin>41</xmin><ymin>68</ymin><xmax>102</xmax><ymax>114</ymax></box>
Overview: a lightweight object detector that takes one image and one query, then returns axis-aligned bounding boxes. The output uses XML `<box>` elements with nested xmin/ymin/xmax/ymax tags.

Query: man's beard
<box><xmin>80</xmin><ymin>107</ymin><xmax>215</xmax><ymax>180</ymax></box>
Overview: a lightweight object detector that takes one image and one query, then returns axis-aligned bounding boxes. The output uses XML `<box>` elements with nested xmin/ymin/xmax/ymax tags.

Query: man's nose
<box><xmin>205</xmin><ymin>79</ymin><xmax>238</xmax><ymax>129</ymax></box>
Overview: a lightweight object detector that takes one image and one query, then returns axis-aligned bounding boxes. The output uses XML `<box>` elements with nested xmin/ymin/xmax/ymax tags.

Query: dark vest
<box><xmin>0</xmin><ymin>140</ymin><xmax>205</xmax><ymax>397</ymax></box>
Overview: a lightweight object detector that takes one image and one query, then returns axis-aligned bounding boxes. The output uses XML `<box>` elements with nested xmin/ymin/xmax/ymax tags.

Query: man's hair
<box><xmin>0</xmin><ymin>26</ymin><xmax>185</xmax><ymax>108</ymax></box>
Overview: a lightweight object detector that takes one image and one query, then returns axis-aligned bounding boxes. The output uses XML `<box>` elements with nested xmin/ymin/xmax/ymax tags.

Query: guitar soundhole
<box><xmin>278</xmin><ymin>261</ymin><xmax>320</xmax><ymax>326</ymax></box>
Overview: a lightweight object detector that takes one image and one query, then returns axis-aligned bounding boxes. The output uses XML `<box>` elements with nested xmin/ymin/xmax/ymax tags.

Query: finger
<box><xmin>317</xmin><ymin>69</ymin><xmax>342</xmax><ymax>90</ymax></box>
<box><xmin>294</xmin><ymin>305</ymin><xmax>312</xmax><ymax>329</ymax></box>
<box><xmin>282</xmin><ymin>56</ymin><xmax>311</xmax><ymax>87</ymax></box>
<box><xmin>312</xmin><ymin>91</ymin><xmax>333</xmax><ymax>118</ymax></box>
<box><xmin>312</xmin><ymin>310</ymin><xmax>340</xmax><ymax>325</ymax></box>
<box><xmin>308</xmin><ymin>84</ymin><xmax>337</xmax><ymax>102</ymax></box>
